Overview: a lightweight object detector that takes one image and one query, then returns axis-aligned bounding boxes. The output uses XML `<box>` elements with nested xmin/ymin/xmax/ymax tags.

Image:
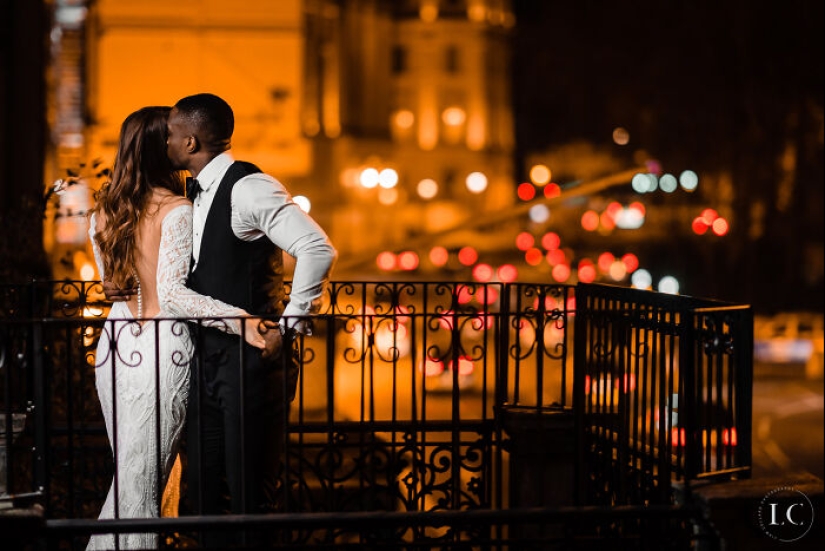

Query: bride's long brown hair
<box><xmin>90</xmin><ymin>106</ymin><xmax>184</xmax><ymax>288</ymax></box>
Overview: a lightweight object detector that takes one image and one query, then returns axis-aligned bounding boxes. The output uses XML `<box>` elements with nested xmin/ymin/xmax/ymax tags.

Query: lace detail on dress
<box><xmin>156</xmin><ymin>204</ymin><xmax>246</xmax><ymax>334</ymax></box>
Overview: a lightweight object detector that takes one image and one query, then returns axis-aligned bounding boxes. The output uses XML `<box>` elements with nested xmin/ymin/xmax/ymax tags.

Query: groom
<box><xmin>108</xmin><ymin>93</ymin><xmax>336</xmax><ymax>545</ymax></box>
<box><xmin>169</xmin><ymin>93</ymin><xmax>336</xmax><ymax>545</ymax></box>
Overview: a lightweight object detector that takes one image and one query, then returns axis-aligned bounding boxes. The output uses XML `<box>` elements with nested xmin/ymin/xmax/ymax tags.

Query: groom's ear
<box><xmin>185</xmin><ymin>135</ymin><xmax>199</xmax><ymax>154</ymax></box>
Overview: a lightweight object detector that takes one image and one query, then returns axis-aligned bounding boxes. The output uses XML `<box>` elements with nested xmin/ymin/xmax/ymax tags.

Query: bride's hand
<box><xmin>242</xmin><ymin>317</ymin><xmax>267</xmax><ymax>349</ymax></box>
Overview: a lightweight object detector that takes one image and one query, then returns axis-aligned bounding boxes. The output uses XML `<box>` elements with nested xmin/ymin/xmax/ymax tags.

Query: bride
<box><xmin>86</xmin><ymin>106</ymin><xmax>264</xmax><ymax>550</ymax></box>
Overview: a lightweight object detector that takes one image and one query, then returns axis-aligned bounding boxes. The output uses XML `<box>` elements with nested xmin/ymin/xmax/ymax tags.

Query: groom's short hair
<box><xmin>175</xmin><ymin>93</ymin><xmax>234</xmax><ymax>153</ymax></box>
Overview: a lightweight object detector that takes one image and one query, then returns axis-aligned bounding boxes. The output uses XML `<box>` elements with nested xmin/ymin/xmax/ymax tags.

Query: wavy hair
<box><xmin>90</xmin><ymin>106</ymin><xmax>183</xmax><ymax>287</ymax></box>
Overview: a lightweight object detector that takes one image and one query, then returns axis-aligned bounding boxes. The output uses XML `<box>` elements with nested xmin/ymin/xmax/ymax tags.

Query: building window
<box><xmin>445</xmin><ymin>45</ymin><xmax>459</xmax><ymax>73</ymax></box>
<box><xmin>392</xmin><ymin>46</ymin><xmax>407</xmax><ymax>74</ymax></box>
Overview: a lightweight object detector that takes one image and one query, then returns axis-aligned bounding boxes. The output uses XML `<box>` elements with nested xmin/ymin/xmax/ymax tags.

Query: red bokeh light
<box><xmin>377</xmin><ymin>251</ymin><xmax>396</xmax><ymax>271</ymax></box>
<box><xmin>692</xmin><ymin>217</ymin><xmax>709</xmax><ymax>235</ymax></box>
<box><xmin>581</xmin><ymin>210</ymin><xmax>599</xmax><ymax>231</ymax></box>
<box><xmin>541</xmin><ymin>232</ymin><xmax>561</xmax><ymax>250</ymax></box>
<box><xmin>578</xmin><ymin>263</ymin><xmax>597</xmax><ymax>283</ymax></box>
<box><xmin>482</xmin><ymin>286</ymin><xmax>499</xmax><ymax>304</ymax></box>
<box><xmin>457</xmin><ymin>286</ymin><xmax>474</xmax><ymax>304</ymax></box>
<box><xmin>605</xmin><ymin>201</ymin><xmax>623</xmax><ymax>219</ymax></box>
<box><xmin>628</xmin><ymin>201</ymin><xmax>646</xmax><ymax>216</ymax></box>
<box><xmin>472</xmin><ymin>263</ymin><xmax>494</xmax><ymax>282</ymax></box>
<box><xmin>497</xmin><ymin>264</ymin><xmax>518</xmax><ymax>283</ymax></box>
<box><xmin>701</xmin><ymin>208</ymin><xmax>719</xmax><ymax>224</ymax></box>
<box><xmin>597</xmin><ymin>252</ymin><xmax>615</xmax><ymax>273</ymax></box>
<box><xmin>398</xmin><ymin>251</ymin><xmax>419</xmax><ymax>270</ymax></box>
<box><xmin>429</xmin><ymin>246</ymin><xmax>449</xmax><ymax>266</ymax></box>
<box><xmin>621</xmin><ymin>253</ymin><xmax>639</xmax><ymax>273</ymax></box>
<box><xmin>517</xmin><ymin>182</ymin><xmax>536</xmax><ymax>201</ymax></box>
<box><xmin>543</xmin><ymin>183</ymin><xmax>561</xmax><ymax>199</ymax></box>
<box><xmin>552</xmin><ymin>263</ymin><xmax>571</xmax><ymax>283</ymax></box>
<box><xmin>458</xmin><ymin>247</ymin><xmax>478</xmax><ymax>266</ymax></box>
<box><xmin>515</xmin><ymin>232</ymin><xmax>535</xmax><ymax>251</ymax></box>
<box><xmin>546</xmin><ymin>248</ymin><xmax>566</xmax><ymax>266</ymax></box>
<box><xmin>525</xmin><ymin>247</ymin><xmax>543</xmax><ymax>266</ymax></box>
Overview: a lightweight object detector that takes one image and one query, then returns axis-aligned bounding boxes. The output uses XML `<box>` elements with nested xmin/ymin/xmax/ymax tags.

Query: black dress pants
<box><xmin>185</xmin><ymin>334</ymin><xmax>298</xmax><ymax>547</ymax></box>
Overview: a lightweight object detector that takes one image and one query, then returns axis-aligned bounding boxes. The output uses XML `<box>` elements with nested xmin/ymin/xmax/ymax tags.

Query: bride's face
<box><xmin>166</xmin><ymin>108</ymin><xmax>190</xmax><ymax>171</ymax></box>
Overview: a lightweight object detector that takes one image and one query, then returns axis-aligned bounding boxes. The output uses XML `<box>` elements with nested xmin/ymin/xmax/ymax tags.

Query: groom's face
<box><xmin>166</xmin><ymin>108</ymin><xmax>189</xmax><ymax>171</ymax></box>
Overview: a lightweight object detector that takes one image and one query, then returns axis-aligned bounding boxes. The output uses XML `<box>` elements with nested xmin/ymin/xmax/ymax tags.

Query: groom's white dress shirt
<box><xmin>190</xmin><ymin>152</ymin><xmax>336</xmax><ymax>333</ymax></box>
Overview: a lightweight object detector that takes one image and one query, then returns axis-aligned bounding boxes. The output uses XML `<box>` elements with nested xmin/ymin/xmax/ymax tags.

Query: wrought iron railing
<box><xmin>573</xmin><ymin>283</ymin><xmax>753</xmax><ymax>506</ymax></box>
<box><xmin>1</xmin><ymin>279</ymin><xmax>749</xmax><ymax>549</ymax></box>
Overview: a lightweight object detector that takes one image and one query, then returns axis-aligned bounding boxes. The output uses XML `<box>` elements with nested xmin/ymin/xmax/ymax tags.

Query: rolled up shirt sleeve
<box><xmin>231</xmin><ymin>174</ymin><xmax>337</xmax><ymax>333</ymax></box>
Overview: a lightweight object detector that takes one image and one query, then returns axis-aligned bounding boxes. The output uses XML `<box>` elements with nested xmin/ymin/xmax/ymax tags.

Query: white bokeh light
<box><xmin>631</xmin><ymin>173</ymin><xmax>649</xmax><ymax>193</ymax></box>
<box><xmin>657</xmin><ymin>276</ymin><xmax>680</xmax><ymax>295</ymax></box>
<box><xmin>631</xmin><ymin>269</ymin><xmax>652</xmax><ymax>290</ymax></box>
<box><xmin>528</xmin><ymin>204</ymin><xmax>550</xmax><ymax>224</ymax></box>
<box><xmin>359</xmin><ymin>168</ymin><xmax>380</xmax><ymax>188</ymax></box>
<box><xmin>679</xmin><ymin>170</ymin><xmax>699</xmax><ymax>191</ymax></box>
<box><xmin>659</xmin><ymin>173</ymin><xmax>678</xmax><ymax>193</ymax></box>
<box><xmin>465</xmin><ymin>172</ymin><xmax>488</xmax><ymax>193</ymax></box>
<box><xmin>378</xmin><ymin>168</ymin><xmax>399</xmax><ymax>189</ymax></box>
<box><xmin>293</xmin><ymin>195</ymin><xmax>311</xmax><ymax>213</ymax></box>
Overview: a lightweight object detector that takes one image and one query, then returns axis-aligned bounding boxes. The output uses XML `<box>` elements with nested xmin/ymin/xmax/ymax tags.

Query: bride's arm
<box><xmin>88</xmin><ymin>213</ymin><xmax>105</xmax><ymax>280</ymax></box>
<box><xmin>157</xmin><ymin>204</ymin><xmax>263</xmax><ymax>346</ymax></box>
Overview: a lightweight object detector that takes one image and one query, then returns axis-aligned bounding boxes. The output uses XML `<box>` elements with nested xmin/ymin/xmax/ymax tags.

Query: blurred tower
<box><xmin>301</xmin><ymin>0</ymin><xmax>516</xmax><ymax>271</ymax></box>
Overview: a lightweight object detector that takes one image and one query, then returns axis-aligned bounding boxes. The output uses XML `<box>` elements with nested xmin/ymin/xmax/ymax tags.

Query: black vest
<box><xmin>187</xmin><ymin>161</ymin><xmax>285</xmax><ymax>316</ymax></box>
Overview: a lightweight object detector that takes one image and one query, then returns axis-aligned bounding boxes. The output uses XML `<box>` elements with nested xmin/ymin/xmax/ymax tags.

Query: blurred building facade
<box><xmin>45</xmin><ymin>0</ymin><xmax>517</xmax><ymax>279</ymax></box>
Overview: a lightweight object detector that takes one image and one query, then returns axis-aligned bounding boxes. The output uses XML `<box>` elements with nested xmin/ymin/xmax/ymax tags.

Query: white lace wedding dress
<box><xmin>87</xmin><ymin>203</ymin><xmax>246</xmax><ymax>551</ymax></box>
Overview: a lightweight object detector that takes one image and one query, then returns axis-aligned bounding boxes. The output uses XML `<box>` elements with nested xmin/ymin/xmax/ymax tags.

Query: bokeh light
<box><xmin>612</xmin><ymin>127</ymin><xmax>630</xmax><ymax>145</ymax></box>
<box><xmin>378</xmin><ymin>188</ymin><xmax>398</xmax><ymax>205</ymax></box>
<box><xmin>541</xmin><ymin>232</ymin><xmax>560</xmax><ymax>250</ymax></box>
<box><xmin>529</xmin><ymin>204</ymin><xmax>550</xmax><ymax>224</ymax></box>
<box><xmin>692</xmin><ymin>217</ymin><xmax>709</xmax><ymax>235</ymax></box>
<box><xmin>417</xmin><ymin>178</ymin><xmax>438</xmax><ymax>199</ymax></box>
<box><xmin>377</xmin><ymin>251</ymin><xmax>396</xmax><ymax>271</ymax></box>
<box><xmin>631</xmin><ymin>269</ymin><xmax>653</xmax><ymax>289</ymax></box>
<box><xmin>546</xmin><ymin>248</ymin><xmax>566</xmax><ymax>265</ymax></box>
<box><xmin>378</xmin><ymin>168</ymin><xmax>399</xmax><ymax>188</ymax></box>
<box><xmin>429</xmin><ymin>246</ymin><xmax>449</xmax><ymax>266</ymax></box>
<box><xmin>679</xmin><ymin>170</ymin><xmax>699</xmax><ymax>191</ymax></box>
<box><xmin>543</xmin><ymin>183</ymin><xmax>561</xmax><ymax>199</ymax></box>
<box><xmin>517</xmin><ymin>182</ymin><xmax>536</xmax><ymax>201</ymax></box>
<box><xmin>359</xmin><ymin>167</ymin><xmax>379</xmax><ymax>188</ymax></box>
<box><xmin>398</xmin><ymin>251</ymin><xmax>419</xmax><ymax>270</ymax></box>
<box><xmin>458</xmin><ymin>246</ymin><xmax>478</xmax><ymax>266</ymax></box>
<box><xmin>497</xmin><ymin>264</ymin><xmax>518</xmax><ymax>282</ymax></box>
<box><xmin>659</xmin><ymin>173</ymin><xmax>678</xmax><ymax>193</ymax></box>
<box><xmin>472</xmin><ymin>263</ymin><xmax>494</xmax><ymax>282</ymax></box>
<box><xmin>581</xmin><ymin>210</ymin><xmax>599</xmax><ymax>231</ymax></box>
<box><xmin>658</xmin><ymin>276</ymin><xmax>680</xmax><ymax>295</ymax></box>
<box><xmin>393</xmin><ymin>109</ymin><xmax>415</xmax><ymax>129</ymax></box>
<box><xmin>552</xmin><ymin>263</ymin><xmax>571</xmax><ymax>282</ymax></box>
<box><xmin>293</xmin><ymin>195</ymin><xmax>311</xmax><ymax>213</ymax></box>
<box><xmin>442</xmin><ymin>106</ymin><xmax>466</xmax><ymax>126</ymax></box>
<box><xmin>466</xmin><ymin>171</ymin><xmax>488</xmax><ymax>193</ymax></box>
<box><xmin>525</xmin><ymin>247</ymin><xmax>543</xmax><ymax>266</ymax></box>
<box><xmin>712</xmin><ymin>217</ymin><xmax>729</xmax><ymax>236</ymax></box>
<box><xmin>621</xmin><ymin>253</ymin><xmax>639</xmax><ymax>273</ymax></box>
<box><xmin>578</xmin><ymin>261</ymin><xmax>597</xmax><ymax>283</ymax></box>
<box><xmin>529</xmin><ymin>164</ymin><xmax>551</xmax><ymax>185</ymax></box>
<box><xmin>515</xmin><ymin>232</ymin><xmax>534</xmax><ymax>251</ymax></box>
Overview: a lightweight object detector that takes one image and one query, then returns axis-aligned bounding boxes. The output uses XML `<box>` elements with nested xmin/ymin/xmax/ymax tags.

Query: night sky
<box><xmin>511</xmin><ymin>0</ymin><xmax>824</xmax><ymax>311</ymax></box>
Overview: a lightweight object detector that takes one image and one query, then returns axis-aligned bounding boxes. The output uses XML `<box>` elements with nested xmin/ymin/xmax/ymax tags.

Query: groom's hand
<box><xmin>102</xmin><ymin>280</ymin><xmax>136</xmax><ymax>302</ymax></box>
<box><xmin>257</xmin><ymin>319</ymin><xmax>284</xmax><ymax>360</ymax></box>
